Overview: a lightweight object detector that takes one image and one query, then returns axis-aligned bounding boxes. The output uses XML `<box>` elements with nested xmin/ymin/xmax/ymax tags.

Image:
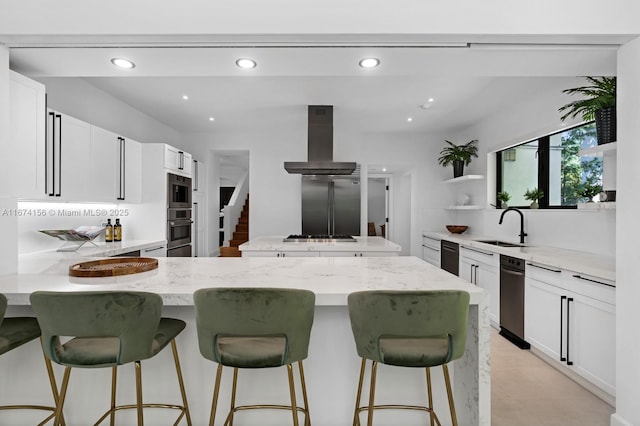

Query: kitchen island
<box><xmin>239</xmin><ymin>235</ymin><xmax>402</xmax><ymax>257</ymax></box>
<box><xmin>1</xmin><ymin>255</ymin><xmax>488</xmax><ymax>425</ymax></box>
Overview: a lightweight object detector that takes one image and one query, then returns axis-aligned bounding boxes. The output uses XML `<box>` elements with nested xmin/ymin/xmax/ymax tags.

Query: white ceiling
<box><xmin>9</xmin><ymin>44</ymin><xmax>619</xmax><ymax>135</ymax></box>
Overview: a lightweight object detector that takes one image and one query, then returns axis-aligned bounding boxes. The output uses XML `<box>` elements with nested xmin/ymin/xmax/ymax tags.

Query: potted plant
<box><xmin>497</xmin><ymin>191</ymin><xmax>510</xmax><ymax>209</ymax></box>
<box><xmin>558</xmin><ymin>76</ymin><xmax>616</xmax><ymax>145</ymax></box>
<box><xmin>580</xmin><ymin>183</ymin><xmax>603</xmax><ymax>202</ymax></box>
<box><xmin>524</xmin><ymin>188</ymin><xmax>544</xmax><ymax>209</ymax></box>
<box><xmin>437</xmin><ymin>139</ymin><xmax>479</xmax><ymax>178</ymax></box>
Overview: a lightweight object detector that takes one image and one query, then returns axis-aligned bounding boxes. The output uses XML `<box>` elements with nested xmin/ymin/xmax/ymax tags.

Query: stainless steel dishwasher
<box><xmin>440</xmin><ymin>240</ymin><xmax>459</xmax><ymax>276</ymax></box>
<box><xmin>499</xmin><ymin>255</ymin><xmax>530</xmax><ymax>349</ymax></box>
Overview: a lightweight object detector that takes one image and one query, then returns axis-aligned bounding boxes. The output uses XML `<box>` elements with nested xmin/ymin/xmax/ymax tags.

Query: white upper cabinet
<box><xmin>46</xmin><ymin>109</ymin><xmax>92</xmax><ymax>201</ymax></box>
<box><xmin>9</xmin><ymin>71</ymin><xmax>46</xmax><ymax>199</ymax></box>
<box><xmin>165</xmin><ymin>145</ymin><xmax>192</xmax><ymax>177</ymax></box>
<box><xmin>90</xmin><ymin>126</ymin><xmax>142</xmax><ymax>203</ymax></box>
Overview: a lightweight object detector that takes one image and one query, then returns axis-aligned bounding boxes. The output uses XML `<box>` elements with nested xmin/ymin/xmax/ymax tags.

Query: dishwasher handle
<box><xmin>501</xmin><ymin>266</ymin><xmax>525</xmax><ymax>277</ymax></box>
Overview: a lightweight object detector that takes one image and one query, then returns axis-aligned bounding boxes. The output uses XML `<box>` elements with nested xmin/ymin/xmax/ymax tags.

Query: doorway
<box><xmin>368</xmin><ymin>175</ymin><xmax>390</xmax><ymax>239</ymax></box>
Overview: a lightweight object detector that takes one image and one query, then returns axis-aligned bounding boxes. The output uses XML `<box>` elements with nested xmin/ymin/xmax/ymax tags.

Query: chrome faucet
<box><xmin>499</xmin><ymin>207</ymin><xmax>527</xmax><ymax>244</ymax></box>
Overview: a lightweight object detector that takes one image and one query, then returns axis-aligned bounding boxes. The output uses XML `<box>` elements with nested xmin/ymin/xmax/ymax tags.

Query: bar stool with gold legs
<box><xmin>30</xmin><ymin>291</ymin><xmax>192</xmax><ymax>426</ymax></box>
<box><xmin>193</xmin><ymin>287</ymin><xmax>315</xmax><ymax>426</ymax></box>
<box><xmin>347</xmin><ymin>290</ymin><xmax>470</xmax><ymax>426</ymax></box>
<box><xmin>0</xmin><ymin>293</ymin><xmax>62</xmax><ymax>425</ymax></box>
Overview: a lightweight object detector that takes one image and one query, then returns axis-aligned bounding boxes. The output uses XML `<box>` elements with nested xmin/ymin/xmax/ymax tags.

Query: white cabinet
<box><xmin>245</xmin><ymin>251</ymin><xmax>320</xmax><ymax>258</ymax></box>
<box><xmin>525</xmin><ymin>262</ymin><xmax>615</xmax><ymax>400</ymax></box>
<box><xmin>421</xmin><ymin>235</ymin><xmax>441</xmax><ymax>267</ymax></box>
<box><xmin>459</xmin><ymin>245</ymin><xmax>499</xmax><ymax>327</ymax></box>
<box><xmin>165</xmin><ymin>145</ymin><xmax>192</xmax><ymax>177</ymax></box>
<box><xmin>9</xmin><ymin>71</ymin><xmax>46</xmax><ymax>199</ymax></box>
<box><xmin>141</xmin><ymin>244</ymin><xmax>167</xmax><ymax>257</ymax></box>
<box><xmin>46</xmin><ymin>109</ymin><xmax>92</xmax><ymax>201</ymax></box>
<box><xmin>90</xmin><ymin>126</ymin><xmax>142</xmax><ymax>203</ymax></box>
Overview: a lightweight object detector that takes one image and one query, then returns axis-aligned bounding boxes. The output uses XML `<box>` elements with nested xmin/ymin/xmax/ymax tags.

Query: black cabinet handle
<box><xmin>527</xmin><ymin>263</ymin><xmax>561</xmax><ymax>273</ymax></box>
<box><xmin>117</xmin><ymin>137</ymin><xmax>124</xmax><ymax>200</ymax></box>
<box><xmin>178</xmin><ymin>151</ymin><xmax>184</xmax><ymax>170</ymax></box>
<box><xmin>193</xmin><ymin>160</ymin><xmax>198</xmax><ymax>191</ymax></box>
<box><xmin>566</xmin><ymin>297</ymin><xmax>573</xmax><ymax>366</ymax></box>
<box><xmin>122</xmin><ymin>138</ymin><xmax>126</xmax><ymax>200</ymax></box>
<box><xmin>572</xmin><ymin>274</ymin><xmax>614</xmax><ymax>288</ymax></box>
<box><xmin>55</xmin><ymin>114</ymin><xmax>62</xmax><ymax>197</ymax></box>
<box><xmin>47</xmin><ymin>112</ymin><xmax>55</xmax><ymax>196</ymax></box>
<box><xmin>475</xmin><ymin>265</ymin><xmax>479</xmax><ymax>284</ymax></box>
<box><xmin>560</xmin><ymin>295</ymin><xmax>566</xmax><ymax>362</ymax></box>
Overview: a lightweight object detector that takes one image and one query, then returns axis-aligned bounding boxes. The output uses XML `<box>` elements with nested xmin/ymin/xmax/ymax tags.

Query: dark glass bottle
<box><xmin>105</xmin><ymin>219</ymin><xmax>114</xmax><ymax>242</ymax></box>
<box><xmin>114</xmin><ymin>218</ymin><xmax>122</xmax><ymax>242</ymax></box>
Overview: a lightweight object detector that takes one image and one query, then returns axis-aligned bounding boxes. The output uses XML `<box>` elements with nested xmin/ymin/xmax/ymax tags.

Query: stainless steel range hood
<box><xmin>284</xmin><ymin>105</ymin><xmax>357</xmax><ymax>175</ymax></box>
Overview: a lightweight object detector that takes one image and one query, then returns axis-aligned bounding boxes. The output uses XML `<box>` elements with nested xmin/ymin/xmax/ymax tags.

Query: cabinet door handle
<box><xmin>421</xmin><ymin>244</ymin><xmax>440</xmax><ymax>252</ymax></box>
<box><xmin>566</xmin><ymin>297</ymin><xmax>574</xmax><ymax>366</ymax></box>
<box><xmin>117</xmin><ymin>137</ymin><xmax>124</xmax><ymax>200</ymax></box>
<box><xmin>55</xmin><ymin>114</ymin><xmax>62</xmax><ymax>197</ymax></box>
<box><xmin>462</xmin><ymin>246</ymin><xmax>494</xmax><ymax>256</ymax></box>
<box><xmin>193</xmin><ymin>160</ymin><xmax>198</xmax><ymax>191</ymax></box>
<box><xmin>572</xmin><ymin>274</ymin><xmax>613</xmax><ymax>287</ymax></box>
<box><xmin>527</xmin><ymin>262</ymin><xmax>561</xmax><ymax>273</ymax></box>
<box><xmin>193</xmin><ymin>202</ymin><xmax>198</xmax><ymax>257</ymax></box>
<box><xmin>475</xmin><ymin>265</ymin><xmax>479</xmax><ymax>284</ymax></box>
<box><xmin>178</xmin><ymin>151</ymin><xmax>184</xmax><ymax>170</ymax></box>
<box><xmin>121</xmin><ymin>137</ymin><xmax>126</xmax><ymax>200</ymax></box>
<box><xmin>560</xmin><ymin>295</ymin><xmax>566</xmax><ymax>362</ymax></box>
<box><xmin>47</xmin><ymin>112</ymin><xmax>55</xmax><ymax>196</ymax></box>
<box><xmin>144</xmin><ymin>246</ymin><xmax>165</xmax><ymax>252</ymax></box>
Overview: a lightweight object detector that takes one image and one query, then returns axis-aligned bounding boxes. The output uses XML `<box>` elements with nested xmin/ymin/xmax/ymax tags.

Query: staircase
<box><xmin>229</xmin><ymin>195</ymin><xmax>249</xmax><ymax>247</ymax></box>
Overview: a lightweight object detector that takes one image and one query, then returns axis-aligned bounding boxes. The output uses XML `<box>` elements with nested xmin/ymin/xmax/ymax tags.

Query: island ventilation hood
<box><xmin>284</xmin><ymin>105</ymin><xmax>357</xmax><ymax>175</ymax></box>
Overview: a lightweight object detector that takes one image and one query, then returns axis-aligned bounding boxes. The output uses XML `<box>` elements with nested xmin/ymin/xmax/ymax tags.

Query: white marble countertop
<box><xmin>423</xmin><ymin>231</ymin><xmax>615</xmax><ymax>283</ymax></box>
<box><xmin>239</xmin><ymin>236</ymin><xmax>401</xmax><ymax>252</ymax></box>
<box><xmin>2</xmin><ymin>255</ymin><xmax>483</xmax><ymax>306</ymax></box>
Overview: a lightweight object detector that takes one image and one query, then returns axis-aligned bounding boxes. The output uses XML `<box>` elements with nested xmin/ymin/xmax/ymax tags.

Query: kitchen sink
<box><xmin>475</xmin><ymin>240</ymin><xmax>525</xmax><ymax>248</ymax></box>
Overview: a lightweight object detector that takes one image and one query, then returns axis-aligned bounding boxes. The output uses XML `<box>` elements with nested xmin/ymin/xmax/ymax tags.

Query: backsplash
<box><xmin>17</xmin><ymin>201</ymin><xmax>148</xmax><ymax>254</ymax></box>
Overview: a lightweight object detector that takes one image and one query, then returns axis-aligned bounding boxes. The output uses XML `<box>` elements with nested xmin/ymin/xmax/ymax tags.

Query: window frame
<box><xmin>496</xmin><ymin>122</ymin><xmax>600</xmax><ymax>210</ymax></box>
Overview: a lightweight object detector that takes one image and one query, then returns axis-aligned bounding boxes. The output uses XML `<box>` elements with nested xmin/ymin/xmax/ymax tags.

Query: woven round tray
<box><xmin>69</xmin><ymin>257</ymin><xmax>158</xmax><ymax>277</ymax></box>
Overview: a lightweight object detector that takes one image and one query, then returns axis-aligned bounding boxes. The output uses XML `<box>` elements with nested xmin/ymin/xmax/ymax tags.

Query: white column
<box><xmin>0</xmin><ymin>45</ymin><xmax>18</xmax><ymax>275</ymax></box>
<box><xmin>612</xmin><ymin>35</ymin><xmax>640</xmax><ymax>426</ymax></box>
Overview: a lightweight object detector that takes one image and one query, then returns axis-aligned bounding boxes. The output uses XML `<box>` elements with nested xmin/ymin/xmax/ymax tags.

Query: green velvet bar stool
<box><xmin>347</xmin><ymin>290</ymin><xmax>470</xmax><ymax>426</ymax></box>
<box><xmin>193</xmin><ymin>287</ymin><xmax>315</xmax><ymax>426</ymax></box>
<box><xmin>0</xmin><ymin>294</ymin><xmax>62</xmax><ymax>425</ymax></box>
<box><xmin>30</xmin><ymin>291</ymin><xmax>192</xmax><ymax>426</ymax></box>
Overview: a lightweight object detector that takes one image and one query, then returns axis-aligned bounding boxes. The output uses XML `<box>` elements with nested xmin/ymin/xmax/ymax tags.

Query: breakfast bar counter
<box><xmin>1</xmin><ymin>255</ymin><xmax>488</xmax><ymax>425</ymax></box>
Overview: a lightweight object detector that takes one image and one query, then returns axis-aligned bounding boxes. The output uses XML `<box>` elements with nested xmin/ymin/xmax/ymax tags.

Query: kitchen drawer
<box><xmin>460</xmin><ymin>245</ymin><xmax>497</xmax><ymax>268</ymax></box>
<box><xmin>566</xmin><ymin>271</ymin><xmax>615</xmax><ymax>305</ymax></box>
<box><xmin>526</xmin><ymin>261</ymin><xmax>565</xmax><ymax>289</ymax></box>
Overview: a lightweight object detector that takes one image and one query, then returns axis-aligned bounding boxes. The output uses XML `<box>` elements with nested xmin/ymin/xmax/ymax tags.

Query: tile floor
<box><xmin>491</xmin><ymin>329</ymin><xmax>614</xmax><ymax>425</ymax></box>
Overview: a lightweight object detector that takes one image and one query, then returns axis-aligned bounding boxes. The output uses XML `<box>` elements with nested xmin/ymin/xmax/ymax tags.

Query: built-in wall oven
<box><xmin>167</xmin><ymin>208</ymin><xmax>192</xmax><ymax>257</ymax></box>
<box><xmin>167</xmin><ymin>172</ymin><xmax>193</xmax><ymax>257</ymax></box>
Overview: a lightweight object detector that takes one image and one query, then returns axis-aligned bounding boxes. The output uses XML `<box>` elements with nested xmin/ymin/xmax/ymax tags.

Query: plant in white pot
<box><xmin>559</xmin><ymin>76</ymin><xmax>616</xmax><ymax>145</ymax></box>
<box><xmin>497</xmin><ymin>191</ymin><xmax>510</xmax><ymax>209</ymax></box>
<box><xmin>437</xmin><ymin>139</ymin><xmax>479</xmax><ymax>178</ymax></box>
<box><xmin>524</xmin><ymin>188</ymin><xmax>544</xmax><ymax>209</ymax></box>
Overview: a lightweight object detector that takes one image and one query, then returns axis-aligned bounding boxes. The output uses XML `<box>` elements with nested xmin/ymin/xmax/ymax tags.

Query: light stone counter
<box><xmin>424</xmin><ymin>231</ymin><xmax>615</xmax><ymax>283</ymax></box>
<box><xmin>239</xmin><ymin>235</ymin><xmax>401</xmax><ymax>254</ymax></box>
<box><xmin>1</xmin><ymin>255</ymin><xmax>489</xmax><ymax>425</ymax></box>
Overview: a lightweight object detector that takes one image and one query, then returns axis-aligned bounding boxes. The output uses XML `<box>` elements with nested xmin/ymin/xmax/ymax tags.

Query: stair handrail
<box><xmin>222</xmin><ymin>171</ymin><xmax>249</xmax><ymax>247</ymax></box>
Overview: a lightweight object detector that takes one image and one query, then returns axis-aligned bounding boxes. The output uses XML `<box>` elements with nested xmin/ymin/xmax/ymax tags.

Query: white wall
<box><xmin>438</xmin><ymin>77</ymin><xmax>617</xmax><ymax>256</ymax></box>
<box><xmin>0</xmin><ymin>46</ymin><xmax>18</xmax><ymax>274</ymax></box>
<box><xmin>612</xmin><ymin>35</ymin><xmax>640</xmax><ymax>426</ymax></box>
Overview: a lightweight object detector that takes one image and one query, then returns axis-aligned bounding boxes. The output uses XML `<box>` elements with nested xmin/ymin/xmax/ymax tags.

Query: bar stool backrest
<box><xmin>194</xmin><ymin>287</ymin><xmax>315</xmax><ymax>365</ymax></box>
<box><xmin>348</xmin><ymin>290</ymin><xmax>470</xmax><ymax>364</ymax></box>
<box><xmin>30</xmin><ymin>291</ymin><xmax>162</xmax><ymax>365</ymax></box>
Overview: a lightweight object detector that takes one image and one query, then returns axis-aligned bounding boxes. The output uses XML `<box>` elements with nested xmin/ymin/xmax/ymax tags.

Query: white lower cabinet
<box><xmin>318</xmin><ymin>251</ymin><xmax>398</xmax><ymax>257</ymax></box>
<box><xmin>244</xmin><ymin>251</ymin><xmax>320</xmax><ymax>258</ymax></box>
<box><xmin>421</xmin><ymin>235</ymin><xmax>441</xmax><ymax>267</ymax></box>
<box><xmin>141</xmin><ymin>244</ymin><xmax>167</xmax><ymax>257</ymax></box>
<box><xmin>242</xmin><ymin>250</ymin><xmax>396</xmax><ymax>257</ymax></box>
<box><xmin>525</xmin><ymin>262</ymin><xmax>615</xmax><ymax>400</ymax></box>
<box><xmin>459</xmin><ymin>245</ymin><xmax>499</xmax><ymax>327</ymax></box>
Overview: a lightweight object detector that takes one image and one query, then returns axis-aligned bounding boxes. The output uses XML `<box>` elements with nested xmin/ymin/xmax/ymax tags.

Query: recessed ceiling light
<box><xmin>407</xmin><ymin>117</ymin><xmax>413</xmax><ymax>122</ymax></box>
<box><xmin>209</xmin><ymin>117</ymin><xmax>215</xmax><ymax>122</ymax></box>
<box><xmin>359</xmin><ymin>58</ymin><xmax>380</xmax><ymax>68</ymax></box>
<box><xmin>428</xmin><ymin>98</ymin><xmax>435</xmax><ymax>102</ymax></box>
<box><xmin>110</xmin><ymin>58</ymin><xmax>135</xmax><ymax>69</ymax></box>
<box><xmin>382</xmin><ymin>168</ymin><xmax>387</xmax><ymax>172</ymax></box>
<box><xmin>182</xmin><ymin>95</ymin><xmax>189</xmax><ymax>100</ymax></box>
<box><xmin>236</xmin><ymin>58</ymin><xmax>257</xmax><ymax>69</ymax></box>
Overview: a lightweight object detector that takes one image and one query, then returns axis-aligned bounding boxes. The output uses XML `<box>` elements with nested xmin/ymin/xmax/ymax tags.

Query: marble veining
<box><xmin>239</xmin><ymin>236</ymin><xmax>401</xmax><ymax>252</ymax></box>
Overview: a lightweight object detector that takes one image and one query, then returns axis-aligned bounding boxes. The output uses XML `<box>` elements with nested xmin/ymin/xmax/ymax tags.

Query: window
<box><xmin>497</xmin><ymin>122</ymin><xmax>602</xmax><ymax>208</ymax></box>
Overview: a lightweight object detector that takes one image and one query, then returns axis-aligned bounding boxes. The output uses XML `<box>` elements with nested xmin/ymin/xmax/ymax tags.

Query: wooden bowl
<box><xmin>446</xmin><ymin>225</ymin><xmax>468</xmax><ymax>234</ymax></box>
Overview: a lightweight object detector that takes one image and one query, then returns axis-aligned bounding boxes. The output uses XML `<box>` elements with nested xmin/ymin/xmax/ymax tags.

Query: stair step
<box><xmin>229</xmin><ymin>239</ymin><xmax>247</xmax><ymax>247</ymax></box>
<box><xmin>236</xmin><ymin>224</ymin><xmax>248</xmax><ymax>232</ymax></box>
<box><xmin>233</xmin><ymin>231</ymin><xmax>248</xmax><ymax>240</ymax></box>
